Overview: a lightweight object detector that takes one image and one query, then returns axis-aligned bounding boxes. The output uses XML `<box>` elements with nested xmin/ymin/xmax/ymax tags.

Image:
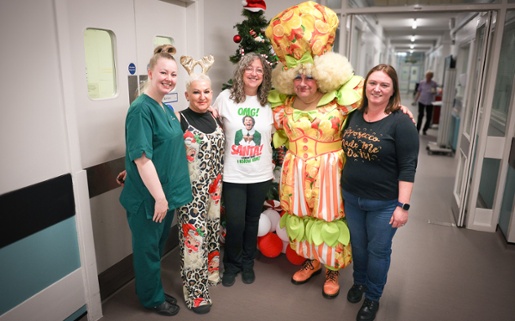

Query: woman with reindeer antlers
<box><xmin>175</xmin><ymin>54</ymin><xmax>224</xmax><ymax>315</ymax></box>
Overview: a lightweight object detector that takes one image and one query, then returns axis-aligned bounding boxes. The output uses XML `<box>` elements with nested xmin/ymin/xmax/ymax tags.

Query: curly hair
<box><xmin>271</xmin><ymin>52</ymin><xmax>354</xmax><ymax>95</ymax></box>
<box><xmin>230</xmin><ymin>52</ymin><xmax>272</xmax><ymax>106</ymax></box>
<box><xmin>359</xmin><ymin>64</ymin><xmax>401</xmax><ymax>114</ymax></box>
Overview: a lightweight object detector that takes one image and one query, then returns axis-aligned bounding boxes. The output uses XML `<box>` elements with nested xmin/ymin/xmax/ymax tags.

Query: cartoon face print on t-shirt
<box><xmin>231</xmin><ymin>109</ymin><xmax>264</xmax><ymax>163</ymax></box>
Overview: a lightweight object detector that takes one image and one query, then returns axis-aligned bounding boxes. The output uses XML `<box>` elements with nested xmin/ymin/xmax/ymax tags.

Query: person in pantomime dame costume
<box><xmin>265</xmin><ymin>1</ymin><xmax>363</xmax><ymax>299</ymax></box>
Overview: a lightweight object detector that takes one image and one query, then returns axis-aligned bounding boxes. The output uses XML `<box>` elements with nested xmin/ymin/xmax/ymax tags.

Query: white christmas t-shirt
<box><xmin>213</xmin><ymin>89</ymin><xmax>274</xmax><ymax>184</ymax></box>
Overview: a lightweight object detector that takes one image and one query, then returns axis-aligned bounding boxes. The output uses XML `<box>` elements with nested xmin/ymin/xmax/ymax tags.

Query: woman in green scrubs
<box><xmin>119</xmin><ymin>45</ymin><xmax>192</xmax><ymax>316</ymax></box>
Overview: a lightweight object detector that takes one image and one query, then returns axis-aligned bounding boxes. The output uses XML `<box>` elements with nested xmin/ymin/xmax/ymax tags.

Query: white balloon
<box><xmin>263</xmin><ymin>209</ymin><xmax>280</xmax><ymax>232</ymax></box>
<box><xmin>257</xmin><ymin>214</ymin><xmax>272</xmax><ymax>237</ymax></box>
<box><xmin>275</xmin><ymin>221</ymin><xmax>289</xmax><ymax>242</ymax></box>
<box><xmin>282</xmin><ymin>240</ymin><xmax>289</xmax><ymax>253</ymax></box>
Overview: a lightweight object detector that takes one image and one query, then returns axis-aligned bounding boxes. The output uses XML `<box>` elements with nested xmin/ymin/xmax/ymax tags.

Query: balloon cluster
<box><xmin>256</xmin><ymin>201</ymin><xmax>304</xmax><ymax>265</ymax></box>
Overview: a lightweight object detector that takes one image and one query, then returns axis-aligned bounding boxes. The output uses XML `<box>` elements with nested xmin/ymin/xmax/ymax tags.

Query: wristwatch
<box><xmin>397</xmin><ymin>202</ymin><xmax>410</xmax><ymax>211</ymax></box>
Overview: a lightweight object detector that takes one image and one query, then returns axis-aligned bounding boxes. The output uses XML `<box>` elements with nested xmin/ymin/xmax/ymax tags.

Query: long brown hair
<box><xmin>359</xmin><ymin>64</ymin><xmax>401</xmax><ymax>114</ymax></box>
<box><xmin>229</xmin><ymin>53</ymin><xmax>272</xmax><ymax>106</ymax></box>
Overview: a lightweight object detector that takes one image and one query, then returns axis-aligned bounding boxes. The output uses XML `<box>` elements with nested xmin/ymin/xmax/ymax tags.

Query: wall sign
<box><xmin>128</xmin><ymin>63</ymin><xmax>136</xmax><ymax>75</ymax></box>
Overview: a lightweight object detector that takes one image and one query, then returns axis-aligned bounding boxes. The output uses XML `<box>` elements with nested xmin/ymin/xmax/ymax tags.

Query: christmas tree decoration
<box><xmin>249</xmin><ymin>29</ymin><xmax>265</xmax><ymax>43</ymax></box>
<box><xmin>233</xmin><ymin>34</ymin><xmax>242</xmax><ymax>43</ymax></box>
<box><xmin>242</xmin><ymin>0</ymin><xmax>266</xmax><ymax>12</ymax></box>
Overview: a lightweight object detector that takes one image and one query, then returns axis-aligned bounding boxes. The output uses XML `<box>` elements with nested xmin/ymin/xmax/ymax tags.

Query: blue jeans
<box><xmin>342</xmin><ymin>189</ymin><xmax>398</xmax><ymax>302</ymax></box>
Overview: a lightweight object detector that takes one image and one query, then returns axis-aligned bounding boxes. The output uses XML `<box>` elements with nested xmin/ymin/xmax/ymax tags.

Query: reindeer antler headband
<box><xmin>180</xmin><ymin>55</ymin><xmax>215</xmax><ymax>75</ymax></box>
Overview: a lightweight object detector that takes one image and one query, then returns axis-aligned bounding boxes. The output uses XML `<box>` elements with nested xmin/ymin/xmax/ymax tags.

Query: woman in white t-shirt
<box><xmin>213</xmin><ymin>53</ymin><xmax>274</xmax><ymax>287</ymax></box>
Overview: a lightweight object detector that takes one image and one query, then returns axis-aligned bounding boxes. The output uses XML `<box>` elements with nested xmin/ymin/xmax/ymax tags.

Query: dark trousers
<box><xmin>417</xmin><ymin>102</ymin><xmax>433</xmax><ymax>133</ymax></box>
<box><xmin>222</xmin><ymin>179</ymin><xmax>272</xmax><ymax>274</ymax></box>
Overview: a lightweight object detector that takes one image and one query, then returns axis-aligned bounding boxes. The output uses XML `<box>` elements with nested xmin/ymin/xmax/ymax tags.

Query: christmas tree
<box><xmin>222</xmin><ymin>0</ymin><xmax>278</xmax><ymax>90</ymax></box>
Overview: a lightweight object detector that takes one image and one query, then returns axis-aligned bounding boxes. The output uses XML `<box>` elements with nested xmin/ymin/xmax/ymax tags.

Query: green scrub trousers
<box><xmin>127</xmin><ymin>206</ymin><xmax>174</xmax><ymax>308</ymax></box>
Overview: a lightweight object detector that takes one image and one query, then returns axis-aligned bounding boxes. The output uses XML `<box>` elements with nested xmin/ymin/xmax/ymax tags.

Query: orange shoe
<box><xmin>322</xmin><ymin>269</ymin><xmax>340</xmax><ymax>299</ymax></box>
<box><xmin>291</xmin><ymin>259</ymin><xmax>322</xmax><ymax>284</ymax></box>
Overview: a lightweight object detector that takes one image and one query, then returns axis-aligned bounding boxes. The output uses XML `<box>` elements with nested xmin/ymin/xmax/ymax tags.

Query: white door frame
<box><xmin>452</xmin><ymin>13</ymin><xmax>494</xmax><ymax>227</ymax></box>
<box><xmin>463</xmin><ymin>9</ymin><xmax>509</xmax><ymax>232</ymax></box>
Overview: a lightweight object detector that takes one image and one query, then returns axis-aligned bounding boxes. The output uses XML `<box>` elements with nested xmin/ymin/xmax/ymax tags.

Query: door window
<box><xmin>84</xmin><ymin>28</ymin><xmax>117</xmax><ymax>99</ymax></box>
<box><xmin>153</xmin><ymin>36</ymin><xmax>173</xmax><ymax>48</ymax></box>
<box><xmin>488</xmin><ymin>12</ymin><xmax>515</xmax><ymax>136</ymax></box>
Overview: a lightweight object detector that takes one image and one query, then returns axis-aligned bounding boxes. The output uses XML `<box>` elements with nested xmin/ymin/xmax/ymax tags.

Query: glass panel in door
<box><xmin>488</xmin><ymin>13</ymin><xmax>515</xmax><ymax>137</ymax></box>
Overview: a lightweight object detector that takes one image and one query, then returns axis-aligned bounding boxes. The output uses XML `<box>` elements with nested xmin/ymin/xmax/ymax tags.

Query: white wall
<box><xmin>347</xmin><ymin>15</ymin><xmax>388</xmax><ymax>78</ymax></box>
<box><xmin>426</xmin><ymin>33</ymin><xmax>453</xmax><ymax>85</ymax></box>
<box><xmin>0</xmin><ymin>0</ymin><xmax>71</xmax><ymax>194</ymax></box>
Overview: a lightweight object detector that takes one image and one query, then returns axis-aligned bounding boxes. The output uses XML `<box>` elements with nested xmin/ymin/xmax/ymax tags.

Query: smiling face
<box><xmin>147</xmin><ymin>57</ymin><xmax>178</xmax><ymax>98</ymax></box>
<box><xmin>243</xmin><ymin>58</ymin><xmax>264</xmax><ymax>95</ymax></box>
<box><xmin>185</xmin><ymin>78</ymin><xmax>212</xmax><ymax>113</ymax></box>
<box><xmin>293</xmin><ymin>74</ymin><xmax>319</xmax><ymax>101</ymax></box>
<box><xmin>365</xmin><ymin>71</ymin><xmax>394</xmax><ymax>109</ymax></box>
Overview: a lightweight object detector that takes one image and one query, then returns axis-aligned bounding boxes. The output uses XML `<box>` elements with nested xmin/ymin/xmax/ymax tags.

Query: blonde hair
<box><xmin>271</xmin><ymin>52</ymin><xmax>354</xmax><ymax>95</ymax></box>
<box><xmin>185</xmin><ymin>73</ymin><xmax>211</xmax><ymax>91</ymax></box>
<box><xmin>138</xmin><ymin>45</ymin><xmax>177</xmax><ymax>95</ymax></box>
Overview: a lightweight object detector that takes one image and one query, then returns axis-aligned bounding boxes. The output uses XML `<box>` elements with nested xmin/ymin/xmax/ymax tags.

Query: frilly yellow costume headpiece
<box><xmin>265</xmin><ymin>1</ymin><xmax>360</xmax><ymax>96</ymax></box>
<box><xmin>265</xmin><ymin>1</ymin><xmax>364</xmax><ymax>148</ymax></box>
<box><xmin>265</xmin><ymin>1</ymin><xmax>338</xmax><ymax>68</ymax></box>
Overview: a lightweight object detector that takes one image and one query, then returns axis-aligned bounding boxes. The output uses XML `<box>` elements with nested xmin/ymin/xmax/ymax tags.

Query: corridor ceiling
<box><xmin>375</xmin><ymin>12</ymin><xmax>460</xmax><ymax>52</ymax></box>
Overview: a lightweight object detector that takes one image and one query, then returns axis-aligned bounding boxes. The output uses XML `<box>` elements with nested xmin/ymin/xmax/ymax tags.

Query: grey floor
<box><xmin>82</xmin><ymin>96</ymin><xmax>515</xmax><ymax>321</ymax></box>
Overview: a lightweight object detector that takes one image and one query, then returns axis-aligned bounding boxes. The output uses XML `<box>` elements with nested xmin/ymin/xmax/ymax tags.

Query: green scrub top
<box><xmin>120</xmin><ymin>94</ymin><xmax>192</xmax><ymax>219</ymax></box>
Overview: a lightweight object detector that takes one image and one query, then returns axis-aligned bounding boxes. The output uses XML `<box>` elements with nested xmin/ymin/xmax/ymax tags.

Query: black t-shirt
<box><xmin>341</xmin><ymin>109</ymin><xmax>419</xmax><ymax>200</ymax></box>
<box><xmin>179</xmin><ymin>108</ymin><xmax>221</xmax><ymax>133</ymax></box>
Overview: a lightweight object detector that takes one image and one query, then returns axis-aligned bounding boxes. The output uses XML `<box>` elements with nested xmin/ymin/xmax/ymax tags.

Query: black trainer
<box><xmin>146</xmin><ymin>301</ymin><xmax>180</xmax><ymax>316</ymax></box>
<box><xmin>222</xmin><ymin>272</ymin><xmax>237</xmax><ymax>287</ymax></box>
<box><xmin>242</xmin><ymin>268</ymin><xmax>255</xmax><ymax>284</ymax></box>
<box><xmin>164</xmin><ymin>293</ymin><xmax>177</xmax><ymax>305</ymax></box>
<box><xmin>347</xmin><ymin>284</ymin><xmax>366</xmax><ymax>303</ymax></box>
<box><xmin>357</xmin><ymin>299</ymin><xmax>379</xmax><ymax>321</ymax></box>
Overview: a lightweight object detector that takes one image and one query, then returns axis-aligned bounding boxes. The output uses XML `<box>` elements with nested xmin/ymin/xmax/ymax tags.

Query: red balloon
<box><xmin>233</xmin><ymin>35</ymin><xmax>242</xmax><ymax>43</ymax></box>
<box><xmin>257</xmin><ymin>233</ymin><xmax>282</xmax><ymax>258</ymax></box>
<box><xmin>286</xmin><ymin>244</ymin><xmax>305</xmax><ymax>265</ymax></box>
